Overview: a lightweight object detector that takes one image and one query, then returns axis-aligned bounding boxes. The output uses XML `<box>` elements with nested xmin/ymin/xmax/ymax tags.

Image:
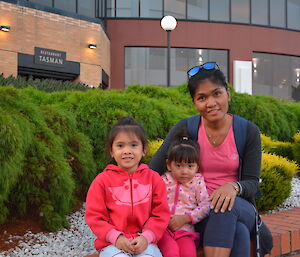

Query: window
<box><xmin>253</xmin><ymin>53</ymin><xmax>300</xmax><ymax>101</ymax></box>
<box><xmin>106</xmin><ymin>0</ymin><xmax>115</xmax><ymax>17</ymax></box>
<box><xmin>116</xmin><ymin>0</ymin><xmax>138</xmax><ymax>17</ymax></box>
<box><xmin>30</xmin><ymin>0</ymin><xmax>53</xmax><ymax>7</ymax></box>
<box><xmin>140</xmin><ymin>0</ymin><xmax>163</xmax><ymax>18</ymax></box>
<box><xmin>231</xmin><ymin>0</ymin><xmax>250</xmax><ymax>23</ymax></box>
<box><xmin>125</xmin><ymin>47</ymin><xmax>228</xmax><ymax>87</ymax></box>
<box><xmin>164</xmin><ymin>0</ymin><xmax>186</xmax><ymax>19</ymax></box>
<box><xmin>187</xmin><ymin>0</ymin><xmax>208</xmax><ymax>20</ymax></box>
<box><xmin>287</xmin><ymin>0</ymin><xmax>300</xmax><ymax>30</ymax></box>
<box><xmin>78</xmin><ymin>0</ymin><xmax>95</xmax><ymax>17</ymax></box>
<box><xmin>210</xmin><ymin>0</ymin><xmax>230</xmax><ymax>22</ymax></box>
<box><xmin>270</xmin><ymin>0</ymin><xmax>286</xmax><ymax>28</ymax></box>
<box><xmin>251</xmin><ymin>0</ymin><xmax>268</xmax><ymax>26</ymax></box>
<box><xmin>54</xmin><ymin>0</ymin><xmax>76</xmax><ymax>13</ymax></box>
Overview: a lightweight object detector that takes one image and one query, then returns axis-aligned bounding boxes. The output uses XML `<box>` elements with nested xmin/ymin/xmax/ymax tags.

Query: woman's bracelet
<box><xmin>229</xmin><ymin>182</ymin><xmax>240</xmax><ymax>194</ymax></box>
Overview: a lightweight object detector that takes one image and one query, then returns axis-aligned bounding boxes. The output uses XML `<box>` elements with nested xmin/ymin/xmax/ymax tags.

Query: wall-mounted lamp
<box><xmin>0</xmin><ymin>25</ymin><xmax>11</xmax><ymax>32</ymax></box>
<box><xmin>88</xmin><ymin>44</ymin><xmax>97</xmax><ymax>49</ymax></box>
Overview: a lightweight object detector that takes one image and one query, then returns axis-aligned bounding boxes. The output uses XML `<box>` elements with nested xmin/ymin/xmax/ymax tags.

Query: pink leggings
<box><xmin>158</xmin><ymin>229</ymin><xmax>198</xmax><ymax>257</ymax></box>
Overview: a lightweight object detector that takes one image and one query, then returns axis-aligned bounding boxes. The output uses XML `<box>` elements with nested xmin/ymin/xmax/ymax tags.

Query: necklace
<box><xmin>207</xmin><ymin>134</ymin><xmax>218</xmax><ymax>145</ymax></box>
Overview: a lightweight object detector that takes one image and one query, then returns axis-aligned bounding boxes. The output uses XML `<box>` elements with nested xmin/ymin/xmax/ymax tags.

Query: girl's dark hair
<box><xmin>188</xmin><ymin>68</ymin><xmax>228</xmax><ymax>99</ymax></box>
<box><xmin>167</xmin><ymin>128</ymin><xmax>200</xmax><ymax>168</ymax></box>
<box><xmin>107</xmin><ymin>117</ymin><xmax>147</xmax><ymax>152</ymax></box>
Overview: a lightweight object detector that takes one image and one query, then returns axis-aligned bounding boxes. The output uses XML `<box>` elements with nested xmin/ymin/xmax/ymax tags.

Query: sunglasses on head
<box><xmin>187</xmin><ymin>62</ymin><xmax>220</xmax><ymax>77</ymax></box>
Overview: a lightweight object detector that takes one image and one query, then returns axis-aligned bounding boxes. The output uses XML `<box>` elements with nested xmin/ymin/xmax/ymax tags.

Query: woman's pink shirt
<box><xmin>198</xmin><ymin>117</ymin><xmax>239</xmax><ymax>195</ymax></box>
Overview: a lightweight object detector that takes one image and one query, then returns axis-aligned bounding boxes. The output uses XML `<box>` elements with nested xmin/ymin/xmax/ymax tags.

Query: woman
<box><xmin>149</xmin><ymin>62</ymin><xmax>272</xmax><ymax>257</ymax></box>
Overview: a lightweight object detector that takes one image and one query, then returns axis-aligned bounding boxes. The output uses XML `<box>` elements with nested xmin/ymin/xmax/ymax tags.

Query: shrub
<box><xmin>293</xmin><ymin>131</ymin><xmax>300</xmax><ymax>175</ymax></box>
<box><xmin>230</xmin><ymin>93</ymin><xmax>298</xmax><ymax>141</ymax></box>
<box><xmin>261</xmin><ymin>134</ymin><xmax>294</xmax><ymax>160</ymax></box>
<box><xmin>0</xmin><ymin>86</ymin><xmax>95</xmax><ymax>231</ymax></box>
<box><xmin>143</xmin><ymin>139</ymin><xmax>164</xmax><ymax>164</ymax></box>
<box><xmin>256</xmin><ymin>153</ymin><xmax>299</xmax><ymax>211</ymax></box>
<box><xmin>0</xmin><ymin>74</ymin><xmax>90</xmax><ymax>92</ymax></box>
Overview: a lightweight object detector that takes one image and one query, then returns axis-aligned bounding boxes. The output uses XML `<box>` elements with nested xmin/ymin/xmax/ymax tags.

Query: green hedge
<box><xmin>1</xmin><ymin>82</ymin><xmax>300</xmax><ymax>230</ymax></box>
<box><xmin>0</xmin><ymin>87</ymin><xmax>96</xmax><ymax>231</ymax></box>
<box><xmin>257</xmin><ymin>153</ymin><xmax>299</xmax><ymax>211</ymax></box>
<box><xmin>0</xmin><ymin>74</ymin><xmax>90</xmax><ymax>92</ymax></box>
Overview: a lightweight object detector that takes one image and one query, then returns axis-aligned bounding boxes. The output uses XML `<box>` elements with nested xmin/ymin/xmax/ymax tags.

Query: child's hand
<box><xmin>168</xmin><ymin>214</ymin><xmax>191</xmax><ymax>231</ymax></box>
<box><xmin>131</xmin><ymin>235</ymin><xmax>148</xmax><ymax>254</ymax></box>
<box><xmin>115</xmin><ymin>235</ymin><xmax>134</xmax><ymax>254</ymax></box>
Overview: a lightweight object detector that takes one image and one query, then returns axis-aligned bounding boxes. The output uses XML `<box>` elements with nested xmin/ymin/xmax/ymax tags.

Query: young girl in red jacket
<box><xmin>158</xmin><ymin>131</ymin><xmax>210</xmax><ymax>257</ymax></box>
<box><xmin>85</xmin><ymin>117</ymin><xmax>170</xmax><ymax>257</ymax></box>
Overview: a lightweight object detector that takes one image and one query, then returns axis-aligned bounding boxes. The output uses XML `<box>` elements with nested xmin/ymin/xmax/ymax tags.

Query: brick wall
<box><xmin>0</xmin><ymin>1</ymin><xmax>110</xmax><ymax>87</ymax></box>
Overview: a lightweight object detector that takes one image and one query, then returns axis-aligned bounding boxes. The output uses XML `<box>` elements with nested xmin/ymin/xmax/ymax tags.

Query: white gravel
<box><xmin>1</xmin><ymin>176</ymin><xmax>300</xmax><ymax>257</ymax></box>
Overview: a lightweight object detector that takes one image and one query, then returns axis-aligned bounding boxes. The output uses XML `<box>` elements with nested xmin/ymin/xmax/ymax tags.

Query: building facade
<box><xmin>1</xmin><ymin>0</ymin><xmax>300</xmax><ymax>101</ymax></box>
<box><xmin>0</xmin><ymin>0</ymin><xmax>110</xmax><ymax>87</ymax></box>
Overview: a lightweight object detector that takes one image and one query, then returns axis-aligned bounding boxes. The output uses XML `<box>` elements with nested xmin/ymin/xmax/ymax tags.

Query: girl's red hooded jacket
<box><xmin>85</xmin><ymin>164</ymin><xmax>170</xmax><ymax>251</ymax></box>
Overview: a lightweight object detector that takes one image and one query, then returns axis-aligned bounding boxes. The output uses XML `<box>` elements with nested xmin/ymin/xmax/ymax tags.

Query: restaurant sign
<box><xmin>34</xmin><ymin>47</ymin><xmax>66</xmax><ymax>67</ymax></box>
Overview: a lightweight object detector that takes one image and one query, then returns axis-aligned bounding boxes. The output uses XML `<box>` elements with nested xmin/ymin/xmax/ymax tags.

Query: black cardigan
<box><xmin>149</xmin><ymin>115</ymin><xmax>262</xmax><ymax>205</ymax></box>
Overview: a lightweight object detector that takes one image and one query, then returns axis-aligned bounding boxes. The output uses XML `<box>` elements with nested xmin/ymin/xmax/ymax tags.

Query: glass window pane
<box><xmin>116</xmin><ymin>0</ymin><xmax>138</xmax><ymax>17</ymax></box>
<box><xmin>210</xmin><ymin>0</ymin><xmax>229</xmax><ymax>22</ymax></box>
<box><xmin>54</xmin><ymin>0</ymin><xmax>76</xmax><ymax>13</ymax></box>
<box><xmin>78</xmin><ymin>0</ymin><xmax>95</xmax><ymax>17</ymax></box>
<box><xmin>30</xmin><ymin>0</ymin><xmax>53</xmax><ymax>7</ymax></box>
<box><xmin>125</xmin><ymin>47</ymin><xmax>228</xmax><ymax>88</ymax></box>
<box><xmin>187</xmin><ymin>0</ymin><xmax>208</xmax><ymax>20</ymax></box>
<box><xmin>125</xmin><ymin>47</ymin><xmax>167</xmax><ymax>87</ymax></box>
<box><xmin>231</xmin><ymin>0</ymin><xmax>250</xmax><ymax>23</ymax></box>
<box><xmin>251</xmin><ymin>0</ymin><xmax>268</xmax><ymax>25</ymax></box>
<box><xmin>253</xmin><ymin>53</ymin><xmax>300</xmax><ymax>101</ymax></box>
<box><xmin>164</xmin><ymin>0</ymin><xmax>186</xmax><ymax>19</ymax></box>
<box><xmin>106</xmin><ymin>0</ymin><xmax>115</xmax><ymax>17</ymax></box>
<box><xmin>270</xmin><ymin>0</ymin><xmax>286</xmax><ymax>28</ymax></box>
<box><xmin>287</xmin><ymin>0</ymin><xmax>300</xmax><ymax>30</ymax></box>
<box><xmin>140</xmin><ymin>0</ymin><xmax>163</xmax><ymax>18</ymax></box>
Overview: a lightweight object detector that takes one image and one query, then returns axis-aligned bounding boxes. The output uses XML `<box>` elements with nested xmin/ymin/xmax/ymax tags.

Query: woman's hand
<box><xmin>115</xmin><ymin>235</ymin><xmax>134</xmax><ymax>254</ymax></box>
<box><xmin>209</xmin><ymin>182</ymin><xmax>238</xmax><ymax>213</ymax></box>
<box><xmin>131</xmin><ymin>236</ymin><xmax>148</xmax><ymax>254</ymax></box>
<box><xmin>168</xmin><ymin>214</ymin><xmax>191</xmax><ymax>231</ymax></box>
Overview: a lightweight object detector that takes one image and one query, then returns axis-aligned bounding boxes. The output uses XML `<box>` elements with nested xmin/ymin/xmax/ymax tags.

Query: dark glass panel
<box><xmin>187</xmin><ymin>0</ymin><xmax>208</xmax><ymax>20</ymax></box>
<box><xmin>140</xmin><ymin>0</ymin><xmax>163</xmax><ymax>18</ymax></box>
<box><xmin>78</xmin><ymin>0</ymin><xmax>95</xmax><ymax>17</ymax></box>
<box><xmin>116</xmin><ymin>0</ymin><xmax>138</xmax><ymax>17</ymax></box>
<box><xmin>231</xmin><ymin>0</ymin><xmax>250</xmax><ymax>23</ymax></box>
<box><xmin>210</xmin><ymin>0</ymin><xmax>230</xmax><ymax>22</ymax></box>
<box><xmin>164</xmin><ymin>0</ymin><xmax>186</xmax><ymax>19</ymax></box>
<box><xmin>54</xmin><ymin>0</ymin><xmax>76</xmax><ymax>13</ymax></box>
<box><xmin>287</xmin><ymin>0</ymin><xmax>300</xmax><ymax>30</ymax></box>
<box><xmin>30</xmin><ymin>0</ymin><xmax>53</xmax><ymax>7</ymax></box>
<box><xmin>270</xmin><ymin>0</ymin><xmax>286</xmax><ymax>28</ymax></box>
<box><xmin>251</xmin><ymin>0</ymin><xmax>268</xmax><ymax>25</ymax></box>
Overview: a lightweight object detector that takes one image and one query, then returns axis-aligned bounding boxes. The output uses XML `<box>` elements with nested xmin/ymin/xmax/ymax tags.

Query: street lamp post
<box><xmin>161</xmin><ymin>16</ymin><xmax>177</xmax><ymax>88</ymax></box>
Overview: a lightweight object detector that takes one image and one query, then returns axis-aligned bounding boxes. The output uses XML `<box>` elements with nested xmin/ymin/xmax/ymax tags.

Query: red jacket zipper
<box><xmin>129</xmin><ymin>174</ymin><xmax>134</xmax><ymax>215</ymax></box>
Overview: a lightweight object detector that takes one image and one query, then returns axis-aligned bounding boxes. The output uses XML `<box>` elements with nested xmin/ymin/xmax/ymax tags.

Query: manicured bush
<box><xmin>0</xmin><ymin>74</ymin><xmax>90</xmax><ymax>92</ymax></box>
<box><xmin>256</xmin><ymin>153</ymin><xmax>299</xmax><ymax>211</ymax></box>
<box><xmin>293</xmin><ymin>131</ymin><xmax>300</xmax><ymax>175</ymax></box>
<box><xmin>143</xmin><ymin>139</ymin><xmax>164</xmax><ymax>164</ymax></box>
<box><xmin>229</xmin><ymin>93</ymin><xmax>298</xmax><ymax>141</ymax></box>
<box><xmin>261</xmin><ymin>134</ymin><xmax>294</xmax><ymax>161</ymax></box>
<box><xmin>0</xmin><ymin>86</ymin><xmax>96</xmax><ymax>231</ymax></box>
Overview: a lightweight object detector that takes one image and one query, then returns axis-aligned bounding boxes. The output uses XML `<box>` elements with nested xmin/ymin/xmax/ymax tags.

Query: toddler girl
<box><xmin>158</xmin><ymin>132</ymin><xmax>210</xmax><ymax>257</ymax></box>
<box><xmin>86</xmin><ymin>117</ymin><xmax>170</xmax><ymax>257</ymax></box>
